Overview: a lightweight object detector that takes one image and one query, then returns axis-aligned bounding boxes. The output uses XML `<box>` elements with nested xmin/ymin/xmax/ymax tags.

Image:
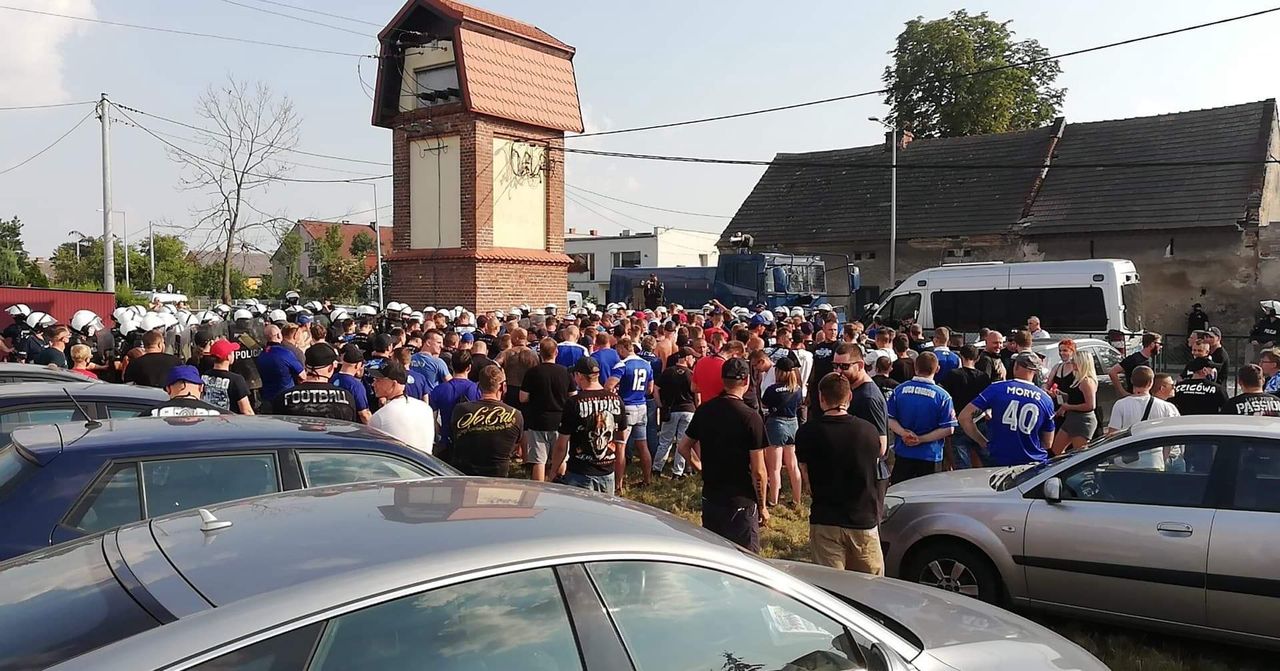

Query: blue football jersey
<box><xmin>555</xmin><ymin>341</ymin><xmax>588</xmax><ymax>369</ymax></box>
<box><xmin>885</xmin><ymin>378</ymin><xmax>957</xmax><ymax>462</ymax></box>
<box><xmin>970</xmin><ymin>379</ymin><xmax>1056</xmax><ymax>466</ymax></box>
<box><xmin>612</xmin><ymin>355</ymin><xmax>654</xmax><ymax>406</ymax></box>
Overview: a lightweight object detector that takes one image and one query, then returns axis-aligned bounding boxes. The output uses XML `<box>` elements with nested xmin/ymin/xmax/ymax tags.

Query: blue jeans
<box><xmin>645</xmin><ymin>398</ymin><xmax>659</xmax><ymax>448</ymax></box>
<box><xmin>953</xmin><ymin>419</ymin><xmax>992</xmax><ymax>469</ymax></box>
<box><xmin>560</xmin><ymin>471</ymin><xmax>616</xmax><ymax>495</ymax></box>
<box><xmin>653</xmin><ymin>410</ymin><xmax>693</xmax><ymax>475</ymax></box>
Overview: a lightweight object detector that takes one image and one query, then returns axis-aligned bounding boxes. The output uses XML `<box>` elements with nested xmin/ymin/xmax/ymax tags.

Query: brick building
<box><xmin>724</xmin><ymin>100</ymin><xmax>1280</xmax><ymax>334</ymax></box>
<box><xmin>268</xmin><ymin>220</ymin><xmax>392</xmax><ymax>290</ymax></box>
<box><xmin>371</xmin><ymin>0</ymin><xmax>580</xmax><ymax>312</ymax></box>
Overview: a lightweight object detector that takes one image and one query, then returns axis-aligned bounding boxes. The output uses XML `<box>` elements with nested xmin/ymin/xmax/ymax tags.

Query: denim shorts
<box><xmin>560</xmin><ymin>471</ymin><xmax>616</xmax><ymax>495</ymax></box>
<box><xmin>766</xmin><ymin>416</ymin><xmax>798</xmax><ymax>446</ymax></box>
<box><xmin>624</xmin><ymin>404</ymin><xmax>648</xmax><ymax>429</ymax></box>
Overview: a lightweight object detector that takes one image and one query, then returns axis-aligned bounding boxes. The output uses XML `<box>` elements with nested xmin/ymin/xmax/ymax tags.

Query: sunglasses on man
<box><xmin>833</xmin><ymin>361</ymin><xmax>859</xmax><ymax>371</ymax></box>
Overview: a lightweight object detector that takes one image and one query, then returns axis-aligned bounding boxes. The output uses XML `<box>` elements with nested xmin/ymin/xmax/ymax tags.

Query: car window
<box><xmin>298</xmin><ymin>451</ymin><xmax>430</xmax><ymax>488</ymax></box>
<box><xmin>308</xmin><ymin>568</ymin><xmax>582</xmax><ymax>671</ymax></box>
<box><xmin>1232</xmin><ymin>442</ymin><xmax>1280</xmax><ymax>513</ymax></box>
<box><xmin>141</xmin><ymin>454</ymin><xmax>280</xmax><ymax>516</ymax></box>
<box><xmin>0</xmin><ymin>538</ymin><xmax>159</xmax><ymax>671</ymax></box>
<box><xmin>1061</xmin><ymin>439</ymin><xmax>1219</xmax><ymax>507</ymax></box>
<box><xmin>588</xmin><ymin>561</ymin><xmax>871</xmax><ymax>671</ymax></box>
<box><xmin>0</xmin><ymin>406</ymin><xmax>83</xmax><ymax>444</ymax></box>
<box><xmin>1086</xmin><ymin>345</ymin><xmax>1122</xmax><ymax>372</ymax></box>
<box><xmin>188</xmin><ymin>623</ymin><xmax>324</xmax><ymax>671</ymax></box>
<box><xmin>882</xmin><ymin>293</ymin><xmax>920</xmax><ymax>325</ymax></box>
<box><xmin>107</xmin><ymin>406</ymin><xmax>150</xmax><ymax>419</ymax></box>
<box><xmin>0</xmin><ymin>443</ymin><xmax>36</xmax><ymax>498</ymax></box>
<box><xmin>66</xmin><ymin>463</ymin><xmax>143</xmax><ymax>533</ymax></box>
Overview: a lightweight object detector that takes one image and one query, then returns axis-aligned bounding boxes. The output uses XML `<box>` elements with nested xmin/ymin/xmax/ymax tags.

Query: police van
<box><xmin>865</xmin><ymin>259</ymin><xmax>1143</xmax><ymax>342</ymax></box>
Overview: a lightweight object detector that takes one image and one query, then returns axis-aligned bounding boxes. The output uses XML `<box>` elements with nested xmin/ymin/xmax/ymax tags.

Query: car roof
<box><xmin>0</xmin><ymin>363</ymin><xmax>94</xmax><ymax>380</ymax></box>
<box><xmin>147</xmin><ymin>477</ymin><xmax>744</xmax><ymax>607</ymax></box>
<box><xmin>10</xmin><ymin>415</ymin><xmax>407</xmax><ymax>465</ymax></box>
<box><xmin>0</xmin><ymin>381</ymin><xmax>166</xmax><ymax>402</ymax></box>
<box><xmin>1129</xmin><ymin>414</ymin><xmax>1280</xmax><ymax>439</ymax></box>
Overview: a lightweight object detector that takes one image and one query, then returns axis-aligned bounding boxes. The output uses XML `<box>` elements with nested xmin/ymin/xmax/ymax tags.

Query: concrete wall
<box><xmin>566</xmin><ymin>233</ymin><xmax>658</xmax><ymax>300</ymax></box>
<box><xmin>399</xmin><ymin>43</ymin><xmax>456</xmax><ymax>113</ymax></box>
<box><xmin>491</xmin><ymin>137</ymin><xmax>547</xmax><ymax>250</ymax></box>
<box><xmin>797</xmin><ymin>228</ymin><xmax>1273</xmax><ymax>336</ymax></box>
<box><xmin>408</xmin><ymin>135</ymin><xmax>462</xmax><ymax>249</ymax></box>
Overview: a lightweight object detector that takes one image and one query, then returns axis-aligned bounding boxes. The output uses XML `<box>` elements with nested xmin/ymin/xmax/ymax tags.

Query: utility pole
<box><xmin>148</xmin><ymin>220</ymin><xmax>156</xmax><ymax>291</ymax></box>
<box><xmin>369</xmin><ymin>182</ymin><xmax>383</xmax><ymax>307</ymax></box>
<box><xmin>99</xmin><ymin>93</ymin><xmax>115</xmax><ymax>293</ymax></box>
<box><xmin>869</xmin><ymin>116</ymin><xmax>899</xmax><ymax>288</ymax></box>
<box><xmin>121</xmin><ymin>211</ymin><xmax>129</xmax><ymax>288</ymax></box>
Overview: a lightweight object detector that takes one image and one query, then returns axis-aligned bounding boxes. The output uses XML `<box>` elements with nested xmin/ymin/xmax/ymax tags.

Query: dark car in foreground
<box><xmin>0</xmin><ymin>381</ymin><xmax>167</xmax><ymax>444</ymax></box>
<box><xmin>0</xmin><ymin>415</ymin><xmax>457</xmax><ymax>560</ymax></box>
<box><xmin>1</xmin><ymin>478</ymin><xmax>1106</xmax><ymax>671</ymax></box>
<box><xmin>0</xmin><ymin>363</ymin><xmax>101</xmax><ymax>385</ymax></box>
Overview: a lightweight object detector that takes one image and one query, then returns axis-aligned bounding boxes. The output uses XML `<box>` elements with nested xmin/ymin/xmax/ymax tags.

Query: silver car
<box><xmin>880</xmin><ymin>415</ymin><xmax>1280</xmax><ymax>650</ymax></box>
<box><xmin>1031</xmin><ymin>338</ymin><xmax>1124</xmax><ymax>428</ymax></box>
<box><xmin>2</xmin><ymin>478</ymin><xmax>1106</xmax><ymax>671</ymax></box>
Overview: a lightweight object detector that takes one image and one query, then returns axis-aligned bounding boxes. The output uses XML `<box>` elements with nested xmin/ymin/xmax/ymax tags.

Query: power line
<box><xmin>565</xmin><ymin>188</ymin><xmax>654</xmax><ymax>227</ymax></box>
<box><xmin>215</xmin><ymin>0</ymin><xmax>372</xmax><ymax>37</ymax></box>
<box><xmin>566</xmin><ymin>184</ymin><xmax>732</xmax><ymax>219</ymax></box>
<box><xmin>0</xmin><ymin>108</ymin><xmax>96</xmax><ymax>177</ymax></box>
<box><xmin>115</xmin><ymin>105</ymin><xmax>391</xmax><ymax>183</ymax></box>
<box><xmin>0</xmin><ymin>4</ymin><xmax>378</xmax><ymax>58</ymax></box>
<box><xmin>240</xmin><ymin>0</ymin><xmax>382</xmax><ymax>28</ymax></box>
<box><xmin>566</xmin><ymin>192</ymin><xmax>629</xmax><ymax>230</ymax></box>
<box><xmin>115</xmin><ymin>102</ymin><xmax>391</xmax><ymax>167</ymax></box>
<box><xmin>566</xmin><ymin>6</ymin><xmax>1280</xmax><ymax>140</ymax></box>
<box><xmin>0</xmin><ymin>100</ymin><xmax>96</xmax><ymax>112</ymax></box>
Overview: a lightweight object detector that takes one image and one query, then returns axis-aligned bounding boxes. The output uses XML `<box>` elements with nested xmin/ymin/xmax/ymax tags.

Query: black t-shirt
<box><xmin>975</xmin><ymin>351</ymin><xmax>1004</xmax><ymax>382</ymax></box>
<box><xmin>656</xmin><ymin>364</ymin><xmax>696</xmax><ymax>416</ymax></box>
<box><xmin>201</xmin><ymin>369</ymin><xmax>251</xmax><ymax>413</ymax></box>
<box><xmin>559</xmin><ymin>388</ymin><xmax>626</xmax><ymax>476</ymax></box>
<box><xmin>271</xmin><ymin>381</ymin><xmax>359</xmax><ymax>422</ymax></box>
<box><xmin>33</xmin><ymin>347</ymin><xmax>68</xmax><ymax>369</ymax></box>
<box><xmin>849</xmin><ymin>379</ymin><xmax>888</xmax><ymax>437</ymax></box>
<box><xmin>137</xmin><ymin>396</ymin><xmax>225</xmax><ymax>417</ymax></box>
<box><xmin>871</xmin><ymin>374</ymin><xmax>899</xmax><ymax>397</ymax></box>
<box><xmin>1119</xmin><ymin>352</ymin><xmax>1151</xmax><ymax>393</ymax></box>
<box><xmin>1210</xmin><ymin>347</ymin><xmax>1230</xmax><ymax>381</ymax></box>
<box><xmin>685</xmin><ymin>395</ymin><xmax>766</xmax><ymax>504</ymax></box>
<box><xmin>808</xmin><ymin>341</ymin><xmax>837</xmax><ymax>382</ymax></box>
<box><xmin>468</xmin><ymin>354</ymin><xmax>497</xmax><ymax>383</ymax></box>
<box><xmin>521</xmin><ymin>362</ymin><xmax>572</xmax><ymax>431</ymax></box>
<box><xmin>796</xmin><ymin>413</ymin><xmax>881</xmax><ymax>529</ymax></box>
<box><xmin>124</xmin><ymin>352</ymin><xmax>182</xmax><ymax>388</ymax></box>
<box><xmin>451</xmin><ymin>399</ymin><xmax>525</xmax><ymax>477</ymax></box>
<box><xmin>1224</xmin><ymin>392</ymin><xmax>1280</xmax><ymax>417</ymax></box>
<box><xmin>889</xmin><ymin>358</ymin><xmax>914</xmax><ymax>384</ymax></box>
<box><xmin>189</xmin><ymin>354</ymin><xmax>218</xmax><ymax>374</ymax></box>
<box><xmin>941</xmin><ymin>367</ymin><xmax>991</xmax><ymax>411</ymax></box>
<box><xmin>1171</xmin><ymin>379</ymin><xmax>1229</xmax><ymax>416</ymax></box>
<box><xmin>475</xmin><ymin>332</ymin><xmax>498</xmax><ymax>351</ymax></box>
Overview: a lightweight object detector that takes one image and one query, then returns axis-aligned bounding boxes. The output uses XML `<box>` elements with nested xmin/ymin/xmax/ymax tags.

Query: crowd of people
<box><xmin>5</xmin><ymin>294</ymin><xmax>1280</xmax><ymax>578</ymax></box>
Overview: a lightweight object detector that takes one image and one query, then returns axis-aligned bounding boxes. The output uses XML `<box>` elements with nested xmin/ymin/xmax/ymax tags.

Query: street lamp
<box><xmin>364</xmin><ymin>182</ymin><xmax>383</xmax><ymax>308</ymax></box>
<box><xmin>869</xmin><ymin>116</ymin><xmax>899</xmax><ymax>288</ymax></box>
<box><xmin>96</xmin><ymin>209</ymin><xmax>129</xmax><ymax>288</ymax></box>
<box><xmin>68</xmin><ymin>230</ymin><xmax>92</xmax><ymax>263</ymax></box>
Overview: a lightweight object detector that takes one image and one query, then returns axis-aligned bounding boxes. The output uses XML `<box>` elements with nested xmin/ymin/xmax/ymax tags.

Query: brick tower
<box><xmin>372</xmin><ymin>0</ymin><xmax>580</xmax><ymax>311</ymax></box>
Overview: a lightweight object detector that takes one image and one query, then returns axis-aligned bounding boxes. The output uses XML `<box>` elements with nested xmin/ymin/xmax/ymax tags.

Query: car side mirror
<box><xmin>1043</xmin><ymin>477</ymin><xmax>1062</xmax><ymax>503</ymax></box>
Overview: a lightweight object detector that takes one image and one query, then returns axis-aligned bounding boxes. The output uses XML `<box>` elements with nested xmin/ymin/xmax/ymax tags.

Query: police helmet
<box><xmin>789</xmin><ymin>307</ymin><xmax>805</xmax><ymax>318</ymax></box>
<box><xmin>70</xmin><ymin>310</ymin><xmax>104</xmax><ymax>336</ymax></box>
<box><xmin>196</xmin><ymin>311</ymin><xmax>222</xmax><ymax>325</ymax></box>
<box><xmin>330</xmin><ymin>308</ymin><xmax>350</xmax><ymax>322</ymax></box>
<box><xmin>6</xmin><ymin>304</ymin><xmax>31</xmax><ymax>318</ymax></box>
<box><xmin>284</xmin><ymin>290</ymin><xmax>301</xmax><ymax>305</ymax></box>
<box><xmin>268</xmin><ymin>309</ymin><xmax>288</xmax><ymax>324</ymax></box>
<box><xmin>160</xmin><ymin>313</ymin><xmax>179</xmax><ymax>330</ymax></box>
<box><xmin>233</xmin><ymin>308</ymin><xmax>254</xmax><ymax>322</ymax></box>
<box><xmin>212</xmin><ymin>303</ymin><xmax>232</xmax><ymax>317</ymax></box>
<box><xmin>140</xmin><ymin>313</ymin><xmax>166</xmax><ymax>332</ymax></box>
<box><xmin>356</xmin><ymin>305</ymin><xmax>377</xmax><ymax>318</ymax></box>
<box><xmin>304</xmin><ymin>300</ymin><xmax>324</xmax><ymax>313</ymax></box>
<box><xmin>409</xmin><ymin>311</ymin><xmax>424</xmax><ymax>323</ymax></box>
<box><xmin>25</xmin><ymin>311</ymin><xmax>56</xmax><ymax>329</ymax></box>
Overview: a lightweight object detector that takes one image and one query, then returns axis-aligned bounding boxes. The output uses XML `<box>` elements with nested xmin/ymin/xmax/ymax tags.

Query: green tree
<box><xmin>349</xmin><ymin>231</ymin><xmax>376</xmax><ymax>258</ymax></box>
<box><xmin>311</xmin><ymin>226</ymin><xmax>366</xmax><ymax>303</ymax></box>
<box><xmin>273</xmin><ymin>230</ymin><xmax>304</xmax><ymax>292</ymax></box>
<box><xmin>0</xmin><ymin>216</ymin><xmax>48</xmax><ymax>287</ymax></box>
<box><xmin>882</xmin><ymin>10</ymin><xmax>1064</xmax><ymax>138</ymax></box>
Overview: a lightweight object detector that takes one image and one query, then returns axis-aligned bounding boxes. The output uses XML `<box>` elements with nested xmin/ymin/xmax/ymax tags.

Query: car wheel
<box><xmin>903</xmin><ymin>542</ymin><xmax>1002</xmax><ymax>604</ymax></box>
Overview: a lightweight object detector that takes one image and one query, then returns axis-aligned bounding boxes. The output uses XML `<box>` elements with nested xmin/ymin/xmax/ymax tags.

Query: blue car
<box><xmin>0</xmin><ymin>415</ymin><xmax>457</xmax><ymax>560</ymax></box>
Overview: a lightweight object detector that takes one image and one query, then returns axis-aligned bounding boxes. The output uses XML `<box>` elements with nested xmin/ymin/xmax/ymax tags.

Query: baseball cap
<box><xmin>305</xmin><ymin>343</ymin><xmax>338</xmax><ymax>368</ymax></box>
<box><xmin>341</xmin><ymin>343</ymin><xmax>365</xmax><ymax>364</ymax></box>
<box><xmin>372</xmin><ymin>333</ymin><xmax>394</xmax><ymax>353</ymax></box>
<box><xmin>775</xmin><ymin>357</ymin><xmax>797</xmax><ymax>372</ymax></box>
<box><xmin>721</xmin><ymin>357</ymin><xmax>750</xmax><ymax>381</ymax></box>
<box><xmin>749</xmin><ymin>314</ymin><xmax>769</xmax><ymax>327</ymax></box>
<box><xmin>368</xmin><ymin>359</ymin><xmax>408</xmax><ymax>384</ymax></box>
<box><xmin>1187</xmin><ymin>356</ymin><xmax>1216</xmax><ymax>373</ymax></box>
<box><xmin>166</xmin><ymin>365</ymin><xmax>204</xmax><ymax>387</ymax></box>
<box><xmin>461</xmin><ymin>332</ymin><xmax>475</xmax><ymax>343</ymax></box>
<box><xmin>677</xmin><ymin>346</ymin><xmax>697</xmax><ymax>359</ymax></box>
<box><xmin>1207</xmin><ymin>326</ymin><xmax>1222</xmax><ymax>338</ymax></box>
<box><xmin>573</xmin><ymin>356</ymin><xmax>600</xmax><ymax>376</ymax></box>
<box><xmin>209</xmin><ymin>339</ymin><xmax>240</xmax><ymax>361</ymax></box>
<box><xmin>296</xmin><ymin>314</ymin><xmax>313</xmax><ymax>325</ymax></box>
<box><xmin>1012</xmin><ymin>353</ymin><xmax>1042</xmax><ymax>370</ymax></box>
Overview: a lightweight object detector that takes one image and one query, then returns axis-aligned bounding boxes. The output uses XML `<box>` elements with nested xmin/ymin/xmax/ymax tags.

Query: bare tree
<box><xmin>168</xmin><ymin>76</ymin><xmax>299</xmax><ymax>303</ymax></box>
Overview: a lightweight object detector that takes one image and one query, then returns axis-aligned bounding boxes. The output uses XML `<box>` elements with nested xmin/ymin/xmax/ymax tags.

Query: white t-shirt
<box><xmin>1107</xmin><ymin>394</ymin><xmax>1180</xmax><ymax>468</ymax></box>
<box><xmin>864</xmin><ymin>347</ymin><xmax>894</xmax><ymax>367</ymax></box>
<box><xmin>1031</xmin><ymin>329</ymin><xmax>1051</xmax><ymax>339</ymax></box>
<box><xmin>791</xmin><ymin>348</ymin><xmax>814</xmax><ymax>398</ymax></box>
<box><xmin>370</xmin><ymin>395</ymin><xmax>436</xmax><ymax>455</ymax></box>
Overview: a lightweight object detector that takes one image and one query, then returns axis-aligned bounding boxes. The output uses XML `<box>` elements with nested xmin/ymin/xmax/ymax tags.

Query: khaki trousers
<box><xmin>810</xmin><ymin>524</ymin><xmax>885</xmax><ymax>576</ymax></box>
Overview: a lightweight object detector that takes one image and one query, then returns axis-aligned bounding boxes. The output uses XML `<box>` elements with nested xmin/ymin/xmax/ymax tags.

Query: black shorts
<box><xmin>701</xmin><ymin>497</ymin><xmax>760</xmax><ymax>553</ymax></box>
<box><xmin>890</xmin><ymin>455</ymin><xmax>940</xmax><ymax>485</ymax></box>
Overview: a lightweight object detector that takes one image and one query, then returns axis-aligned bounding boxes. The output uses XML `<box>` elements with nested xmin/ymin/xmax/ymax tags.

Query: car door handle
<box><xmin>1157</xmin><ymin>522</ymin><xmax>1193</xmax><ymax>535</ymax></box>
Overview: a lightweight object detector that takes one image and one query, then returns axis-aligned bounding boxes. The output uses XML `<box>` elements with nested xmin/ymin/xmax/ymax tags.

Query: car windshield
<box><xmin>994</xmin><ymin>429</ymin><xmax>1132</xmax><ymax>491</ymax></box>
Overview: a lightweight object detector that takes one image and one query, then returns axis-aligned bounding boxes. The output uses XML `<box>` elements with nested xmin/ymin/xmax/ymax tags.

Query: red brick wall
<box><xmin>387</xmin><ymin>109</ymin><xmax>569</xmax><ymax>312</ymax></box>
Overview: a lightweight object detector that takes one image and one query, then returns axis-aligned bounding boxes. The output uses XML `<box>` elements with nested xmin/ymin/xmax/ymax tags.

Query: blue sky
<box><xmin>1</xmin><ymin>0</ymin><xmax>1276</xmax><ymax>257</ymax></box>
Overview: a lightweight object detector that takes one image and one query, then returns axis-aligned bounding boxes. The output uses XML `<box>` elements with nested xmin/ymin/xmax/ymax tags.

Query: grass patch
<box><xmin>613</xmin><ymin>466</ymin><xmax>1274</xmax><ymax>671</ymax></box>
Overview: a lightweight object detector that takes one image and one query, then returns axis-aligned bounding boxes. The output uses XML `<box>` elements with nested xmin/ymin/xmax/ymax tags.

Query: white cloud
<box><xmin>0</xmin><ymin>0</ymin><xmax>96</xmax><ymax>106</ymax></box>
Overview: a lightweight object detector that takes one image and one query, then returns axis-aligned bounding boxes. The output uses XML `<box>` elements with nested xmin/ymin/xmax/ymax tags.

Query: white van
<box><xmin>866</xmin><ymin>259</ymin><xmax>1143</xmax><ymax>337</ymax></box>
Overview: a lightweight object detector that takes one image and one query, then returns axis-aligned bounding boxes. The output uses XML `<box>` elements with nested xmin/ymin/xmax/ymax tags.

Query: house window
<box><xmin>307</xmin><ymin>264</ymin><xmax>317</xmax><ymax>277</ymax></box>
<box><xmin>568</xmin><ymin>253</ymin><xmax>595</xmax><ymax>280</ymax></box>
<box><xmin>612</xmin><ymin>251</ymin><xmax>642</xmax><ymax>268</ymax></box>
<box><xmin>944</xmin><ymin>248</ymin><xmax>974</xmax><ymax>261</ymax></box>
<box><xmin>853</xmin><ymin>251</ymin><xmax>877</xmax><ymax>261</ymax></box>
<box><xmin>415</xmin><ymin>65</ymin><xmax>460</xmax><ymax>108</ymax></box>
<box><xmin>698</xmin><ymin>253</ymin><xmax>709</xmax><ymax>267</ymax></box>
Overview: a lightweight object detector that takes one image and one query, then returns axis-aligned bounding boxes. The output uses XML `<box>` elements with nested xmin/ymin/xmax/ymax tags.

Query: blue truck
<box><xmin>608</xmin><ymin>252</ymin><xmax>858</xmax><ymax>310</ymax></box>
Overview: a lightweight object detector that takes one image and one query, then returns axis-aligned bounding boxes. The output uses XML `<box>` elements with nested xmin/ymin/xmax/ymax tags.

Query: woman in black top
<box><xmin>761</xmin><ymin>358</ymin><xmax>804</xmax><ymax>508</ymax></box>
<box><xmin>1048</xmin><ymin>341</ymin><xmax>1098</xmax><ymax>454</ymax></box>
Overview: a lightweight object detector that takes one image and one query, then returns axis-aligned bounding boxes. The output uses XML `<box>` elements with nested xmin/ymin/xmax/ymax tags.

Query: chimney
<box><xmin>883</xmin><ymin>130</ymin><xmax>914</xmax><ymax>152</ymax></box>
<box><xmin>588</xmin><ymin>229</ymin><xmax>599</xmax><ymax>236</ymax></box>
<box><xmin>567</xmin><ymin>227</ymin><xmax>576</xmax><ymax>234</ymax></box>
<box><xmin>621</xmin><ymin>229</ymin><xmax>632</xmax><ymax>237</ymax></box>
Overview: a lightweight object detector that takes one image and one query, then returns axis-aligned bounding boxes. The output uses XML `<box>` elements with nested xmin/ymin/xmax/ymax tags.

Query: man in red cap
<box><xmin>201</xmin><ymin>338</ymin><xmax>254</xmax><ymax>415</ymax></box>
